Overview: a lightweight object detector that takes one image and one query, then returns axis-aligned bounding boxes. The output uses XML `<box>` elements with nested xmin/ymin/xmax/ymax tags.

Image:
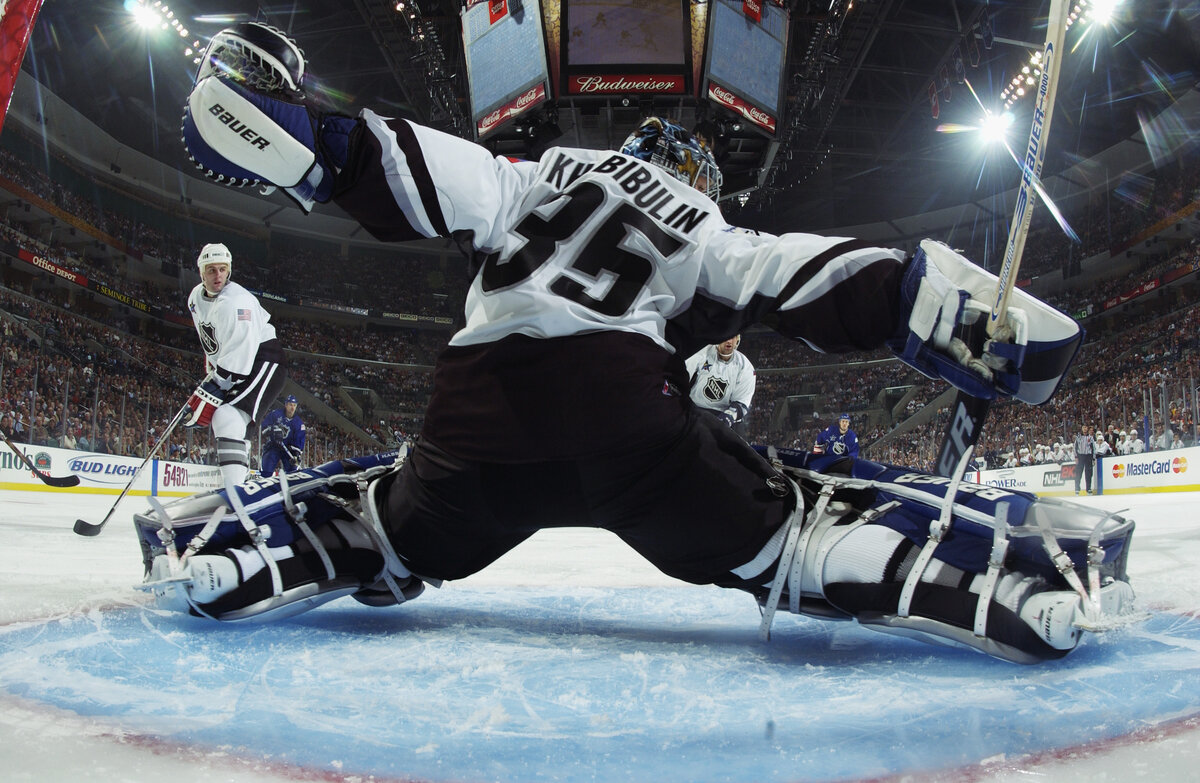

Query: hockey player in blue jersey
<box><xmin>260</xmin><ymin>394</ymin><xmax>306</xmax><ymax>476</ymax></box>
<box><xmin>135</xmin><ymin>23</ymin><xmax>1141</xmax><ymax>665</ymax></box>
<box><xmin>815</xmin><ymin>413</ymin><xmax>859</xmax><ymax>458</ymax></box>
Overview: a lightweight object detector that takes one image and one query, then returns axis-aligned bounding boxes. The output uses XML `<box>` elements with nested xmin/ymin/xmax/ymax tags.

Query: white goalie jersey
<box><xmin>342</xmin><ymin>110</ymin><xmax>908</xmax><ymax>359</ymax></box>
<box><xmin>330</xmin><ymin>112</ymin><xmax>909</xmax><ymax>460</ymax></box>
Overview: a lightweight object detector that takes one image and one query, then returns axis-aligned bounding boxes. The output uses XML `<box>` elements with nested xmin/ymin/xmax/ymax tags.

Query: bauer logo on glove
<box><xmin>181</xmin><ymin>23</ymin><xmax>337</xmax><ymax>211</ymax></box>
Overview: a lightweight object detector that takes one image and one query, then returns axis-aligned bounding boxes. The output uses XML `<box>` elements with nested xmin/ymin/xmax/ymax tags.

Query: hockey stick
<box><xmin>0</xmin><ymin>426</ymin><xmax>81</xmax><ymax>487</ymax></box>
<box><xmin>73</xmin><ymin>402</ymin><xmax>190</xmax><ymax>537</ymax></box>
<box><xmin>935</xmin><ymin>0</ymin><xmax>1070</xmax><ymax>478</ymax></box>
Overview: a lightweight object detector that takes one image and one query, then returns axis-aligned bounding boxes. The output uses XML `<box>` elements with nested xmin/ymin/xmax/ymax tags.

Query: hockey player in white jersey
<box><xmin>186</xmin><ymin>242</ymin><xmax>287</xmax><ymax>485</ymax></box>
<box><xmin>146</xmin><ymin>23</ymin><xmax>1139</xmax><ymax>664</ymax></box>
<box><xmin>685</xmin><ymin>335</ymin><xmax>755</xmax><ymax>434</ymax></box>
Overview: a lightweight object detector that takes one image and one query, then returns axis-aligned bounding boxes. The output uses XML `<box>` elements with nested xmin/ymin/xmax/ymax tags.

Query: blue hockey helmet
<box><xmin>620</xmin><ymin>117</ymin><xmax>722</xmax><ymax>200</ymax></box>
<box><xmin>839</xmin><ymin>413</ymin><xmax>850</xmax><ymax>421</ymax></box>
<box><xmin>284</xmin><ymin>394</ymin><xmax>298</xmax><ymax>404</ymax></box>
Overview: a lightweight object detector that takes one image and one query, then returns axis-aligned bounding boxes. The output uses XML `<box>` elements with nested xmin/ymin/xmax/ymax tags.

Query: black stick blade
<box><xmin>73</xmin><ymin>518</ymin><xmax>104</xmax><ymax>536</ymax></box>
<box><xmin>38</xmin><ymin>472</ymin><xmax>81</xmax><ymax>488</ymax></box>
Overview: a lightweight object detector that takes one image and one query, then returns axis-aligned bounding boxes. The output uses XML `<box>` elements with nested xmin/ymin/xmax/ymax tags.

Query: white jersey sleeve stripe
<box><xmin>363</xmin><ymin>110</ymin><xmax>444</xmax><ymax>238</ymax></box>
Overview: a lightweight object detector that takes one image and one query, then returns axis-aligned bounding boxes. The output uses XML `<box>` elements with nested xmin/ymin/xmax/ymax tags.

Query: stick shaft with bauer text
<box><xmin>935</xmin><ymin>0</ymin><xmax>1071</xmax><ymax>478</ymax></box>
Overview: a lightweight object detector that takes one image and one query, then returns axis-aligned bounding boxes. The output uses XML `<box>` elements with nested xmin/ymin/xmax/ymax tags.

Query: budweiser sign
<box><xmin>568</xmin><ymin>74</ymin><xmax>685</xmax><ymax>95</ymax></box>
<box><xmin>707</xmin><ymin>83</ymin><xmax>776</xmax><ymax>133</ymax></box>
<box><xmin>477</xmin><ymin>83</ymin><xmax>547</xmax><ymax>136</ymax></box>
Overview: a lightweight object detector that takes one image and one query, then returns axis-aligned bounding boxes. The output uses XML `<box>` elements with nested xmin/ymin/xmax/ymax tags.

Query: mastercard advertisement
<box><xmin>1101</xmin><ymin>449</ymin><xmax>1198</xmax><ymax>494</ymax></box>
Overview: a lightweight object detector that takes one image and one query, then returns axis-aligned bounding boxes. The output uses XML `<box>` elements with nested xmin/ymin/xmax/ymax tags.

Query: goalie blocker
<box><xmin>135</xmin><ymin>447</ymin><xmax>1136</xmax><ymax>664</ymax></box>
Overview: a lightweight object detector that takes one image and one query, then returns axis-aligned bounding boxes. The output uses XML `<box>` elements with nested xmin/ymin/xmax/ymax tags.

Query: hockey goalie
<box><xmin>143</xmin><ymin>23</ymin><xmax>1139</xmax><ymax>664</ymax></box>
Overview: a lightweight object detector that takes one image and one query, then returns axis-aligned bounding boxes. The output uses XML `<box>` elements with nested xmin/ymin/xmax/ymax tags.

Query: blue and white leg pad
<box><xmin>754</xmin><ymin>448</ymin><xmax>1139</xmax><ymax>663</ymax></box>
<box><xmin>135</xmin><ymin>449</ymin><xmax>427</xmax><ymax>622</ymax></box>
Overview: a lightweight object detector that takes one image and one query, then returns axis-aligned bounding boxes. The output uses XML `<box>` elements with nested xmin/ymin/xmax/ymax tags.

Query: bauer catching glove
<box><xmin>887</xmin><ymin>240</ymin><xmax>1082</xmax><ymax>404</ymax></box>
<box><xmin>181</xmin><ymin>23</ymin><xmax>354</xmax><ymax>212</ymax></box>
<box><xmin>184</xmin><ymin>377</ymin><xmax>227</xmax><ymax>429</ymax></box>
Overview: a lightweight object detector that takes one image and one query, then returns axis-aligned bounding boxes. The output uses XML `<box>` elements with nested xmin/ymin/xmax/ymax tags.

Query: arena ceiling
<box><xmin>18</xmin><ymin>0</ymin><xmax>1200</xmax><ymax>233</ymax></box>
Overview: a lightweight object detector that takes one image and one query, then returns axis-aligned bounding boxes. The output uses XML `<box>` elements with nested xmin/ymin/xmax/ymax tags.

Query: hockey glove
<box><xmin>286</xmin><ymin>444</ymin><xmax>304</xmax><ymax>463</ymax></box>
<box><xmin>887</xmin><ymin>240</ymin><xmax>1082</xmax><ymax>404</ymax></box>
<box><xmin>717</xmin><ymin>402</ymin><xmax>747</xmax><ymax>427</ymax></box>
<box><xmin>182</xmin><ymin>24</ymin><xmax>356</xmax><ymax>212</ymax></box>
<box><xmin>184</xmin><ymin>377</ymin><xmax>227</xmax><ymax>429</ymax></box>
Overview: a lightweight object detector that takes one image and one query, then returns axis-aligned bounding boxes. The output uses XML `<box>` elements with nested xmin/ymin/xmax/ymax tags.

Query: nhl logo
<box><xmin>702</xmin><ymin>377</ymin><xmax>729</xmax><ymax>403</ymax></box>
<box><xmin>198</xmin><ymin>322</ymin><xmax>219</xmax><ymax>355</ymax></box>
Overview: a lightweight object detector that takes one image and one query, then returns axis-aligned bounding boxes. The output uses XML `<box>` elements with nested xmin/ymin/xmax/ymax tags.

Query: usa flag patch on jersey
<box><xmin>237</xmin><ymin>308</ymin><xmax>251</xmax><ymax>321</ymax></box>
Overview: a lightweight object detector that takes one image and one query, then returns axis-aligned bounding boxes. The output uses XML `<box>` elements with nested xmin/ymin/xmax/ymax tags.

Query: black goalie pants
<box><xmin>376</xmin><ymin>408</ymin><xmax>791</xmax><ymax>586</ymax></box>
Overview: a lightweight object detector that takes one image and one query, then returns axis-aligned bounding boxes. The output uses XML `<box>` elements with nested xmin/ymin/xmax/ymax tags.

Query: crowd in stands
<box><xmin>244</xmin><ymin>238</ymin><xmax>469</xmax><ymax>319</ymax></box>
<box><xmin>953</xmin><ymin>152</ymin><xmax>1200</xmax><ymax>281</ymax></box>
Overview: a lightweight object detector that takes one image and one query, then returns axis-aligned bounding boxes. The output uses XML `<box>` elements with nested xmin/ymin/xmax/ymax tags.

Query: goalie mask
<box><xmin>621</xmin><ymin>117</ymin><xmax>722</xmax><ymax>200</ymax></box>
<box><xmin>196</xmin><ymin>22</ymin><xmax>305</xmax><ymax>93</ymax></box>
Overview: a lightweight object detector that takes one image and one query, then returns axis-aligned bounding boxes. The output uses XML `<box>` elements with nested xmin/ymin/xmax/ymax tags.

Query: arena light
<box><xmin>978</xmin><ymin>110</ymin><xmax>1014</xmax><ymax>144</ymax></box>
<box><xmin>127</xmin><ymin>0</ymin><xmax>160</xmax><ymax>30</ymax></box>
<box><xmin>1089</xmin><ymin>0</ymin><xmax>1120</xmax><ymax>26</ymax></box>
<box><xmin>998</xmin><ymin>0</ymin><xmax>1124</xmax><ymax>110</ymax></box>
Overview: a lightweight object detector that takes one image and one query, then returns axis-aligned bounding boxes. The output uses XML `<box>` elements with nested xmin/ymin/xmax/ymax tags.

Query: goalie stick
<box><xmin>73</xmin><ymin>402</ymin><xmax>190</xmax><ymax>537</ymax></box>
<box><xmin>935</xmin><ymin>0</ymin><xmax>1071</xmax><ymax>478</ymax></box>
<box><xmin>0</xmin><ymin>426</ymin><xmax>80</xmax><ymax>487</ymax></box>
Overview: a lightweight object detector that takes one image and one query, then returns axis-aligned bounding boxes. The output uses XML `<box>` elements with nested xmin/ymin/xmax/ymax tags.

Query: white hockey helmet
<box><xmin>1096</xmin><ymin>432</ymin><xmax>1105</xmax><ymax>442</ymax></box>
<box><xmin>197</xmin><ymin>243</ymin><xmax>233</xmax><ymax>276</ymax></box>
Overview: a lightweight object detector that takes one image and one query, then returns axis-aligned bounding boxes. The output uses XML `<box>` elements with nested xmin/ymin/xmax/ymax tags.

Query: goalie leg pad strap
<box><xmin>753</xmin><ymin>449</ymin><xmax>1139</xmax><ymax>662</ymax></box>
<box><xmin>136</xmin><ymin>452</ymin><xmax>422</xmax><ymax>621</ymax></box>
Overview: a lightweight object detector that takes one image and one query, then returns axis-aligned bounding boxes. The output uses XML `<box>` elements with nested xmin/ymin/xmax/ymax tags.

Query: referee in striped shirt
<box><xmin>1073</xmin><ymin>424</ymin><xmax>1095</xmax><ymax>495</ymax></box>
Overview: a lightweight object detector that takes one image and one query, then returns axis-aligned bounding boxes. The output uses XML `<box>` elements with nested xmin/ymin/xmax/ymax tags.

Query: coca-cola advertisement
<box><xmin>477</xmin><ymin>83</ymin><xmax>547</xmax><ymax>137</ymax></box>
<box><xmin>461</xmin><ymin>0</ymin><xmax>551</xmax><ymax>138</ymax></box>
<box><xmin>706</xmin><ymin>82</ymin><xmax>777</xmax><ymax>134</ymax></box>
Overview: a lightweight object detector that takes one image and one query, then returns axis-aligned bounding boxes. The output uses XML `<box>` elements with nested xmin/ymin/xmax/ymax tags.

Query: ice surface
<box><xmin>2</xmin><ymin>488</ymin><xmax>1199</xmax><ymax>782</ymax></box>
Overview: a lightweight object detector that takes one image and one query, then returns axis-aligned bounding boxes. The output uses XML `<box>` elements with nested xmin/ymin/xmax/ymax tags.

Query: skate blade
<box><xmin>1073</xmin><ymin>609</ymin><xmax>1152</xmax><ymax>633</ymax></box>
<box><xmin>134</xmin><ymin>575</ymin><xmax>192</xmax><ymax>592</ymax></box>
